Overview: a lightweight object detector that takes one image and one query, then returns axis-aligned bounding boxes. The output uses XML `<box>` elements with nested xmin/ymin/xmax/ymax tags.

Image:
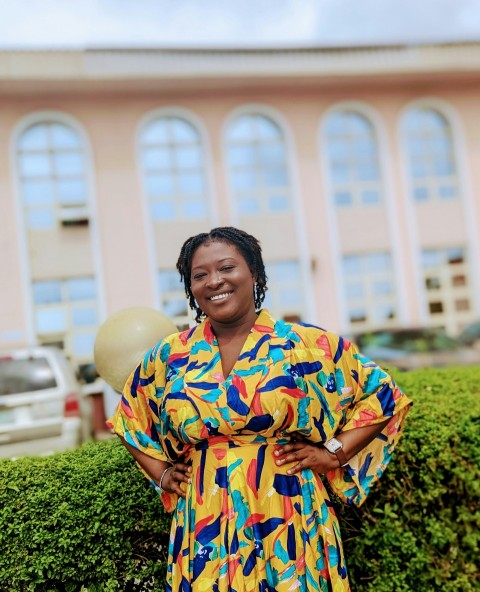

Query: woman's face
<box><xmin>190</xmin><ymin>240</ymin><xmax>256</xmax><ymax>325</ymax></box>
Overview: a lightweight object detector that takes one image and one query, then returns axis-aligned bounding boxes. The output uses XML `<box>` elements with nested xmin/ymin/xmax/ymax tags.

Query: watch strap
<box><xmin>324</xmin><ymin>438</ymin><xmax>349</xmax><ymax>467</ymax></box>
<box><xmin>333</xmin><ymin>446</ymin><xmax>349</xmax><ymax>467</ymax></box>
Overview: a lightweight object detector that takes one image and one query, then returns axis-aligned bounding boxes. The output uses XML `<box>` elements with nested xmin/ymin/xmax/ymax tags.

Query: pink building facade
<box><xmin>1</xmin><ymin>43</ymin><xmax>479</xmax><ymax>372</ymax></box>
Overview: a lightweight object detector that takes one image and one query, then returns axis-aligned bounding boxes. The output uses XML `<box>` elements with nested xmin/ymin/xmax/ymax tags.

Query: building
<box><xmin>1</xmin><ymin>41</ymin><xmax>480</xmax><ymax>374</ymax></box>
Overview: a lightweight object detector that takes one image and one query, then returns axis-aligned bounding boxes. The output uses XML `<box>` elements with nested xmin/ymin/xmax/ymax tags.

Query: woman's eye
<box><xmin>221</xmin><ymin>266</ymin><xmax>235</xmax><ymax>272</ymax></box>
<box><xmin>192</xmin><ymin>273</ymin><xmax>206</xmax><ymax>280</ymax></box>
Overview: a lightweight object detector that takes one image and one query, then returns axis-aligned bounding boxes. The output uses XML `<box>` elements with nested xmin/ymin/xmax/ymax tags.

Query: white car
<box><xmin>0</xmin><ymin>346</ymin><xmax>92</xmax><ymax>458</ymax></box>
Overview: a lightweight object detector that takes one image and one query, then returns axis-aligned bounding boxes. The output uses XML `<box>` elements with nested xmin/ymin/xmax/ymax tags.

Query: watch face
<box><xmin>325</xmin><ymin>438</ymin><xmax>342</xmax><ymax>454</ymax></box>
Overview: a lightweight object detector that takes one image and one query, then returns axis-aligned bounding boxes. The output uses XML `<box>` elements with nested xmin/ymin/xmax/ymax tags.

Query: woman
<box><xmin>108</xmin><ymin>227</ymin><xmax>411</xmax><ymax>591</ymax></box>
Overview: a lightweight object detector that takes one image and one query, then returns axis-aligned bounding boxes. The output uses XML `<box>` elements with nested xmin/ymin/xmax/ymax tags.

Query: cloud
<box><xmin>314</xmin><ymin>0</ymin><xmax>480</xmax><ymax>44</ymax></box>
<box><xmin>0</xmin><ymin>0</ymin><xmax>478</xmax><ymax>48</ymax></box>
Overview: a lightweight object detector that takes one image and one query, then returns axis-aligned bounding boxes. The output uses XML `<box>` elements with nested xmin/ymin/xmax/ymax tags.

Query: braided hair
<box><xmin>176</xmin><ymin>227</ymin><xmax>268</xmax><ymax>323</ymax></box>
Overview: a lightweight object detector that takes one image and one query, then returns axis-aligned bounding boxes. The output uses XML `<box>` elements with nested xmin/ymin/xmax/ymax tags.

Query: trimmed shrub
<box><xmin>0</xmin><ymin>367</ymin><xmax>479</xmax><ymax>591</ymax></box>
<box><xmin>338</xmin><ymin>367</ymin><xmax>480</xmax><ymax>591</ymax></box>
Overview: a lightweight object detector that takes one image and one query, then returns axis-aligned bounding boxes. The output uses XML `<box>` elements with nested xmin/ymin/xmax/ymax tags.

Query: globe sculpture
<box><xmin>94</xmin><ymin>306</ymin><xmax>178</xmax><ymax>393</ymax></box>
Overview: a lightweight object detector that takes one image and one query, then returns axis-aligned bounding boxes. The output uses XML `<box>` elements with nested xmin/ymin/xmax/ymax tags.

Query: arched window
<box><xmin>32</xmin><ymin>277</ymin><xmax>98</xmax><ymax>363</ymax></box>
<box><xmin>403</xmin><ymin>108</ymin><xmax>458</xmax><ymax>202</ymax></box>
<box><xmin>15</xmin><ymin>117</ymin><xmax>98</xmax><ymax>368</ymax></box>
<box><xmin>421</xmin><ymin>246</ymin><xmax>471</xmax><ymax>333</ymax></box>
<box><xmin>263</xmin><ymin>261</ymin><xmax>305</xmax><ymax>322</ymax></box>
<box><xmin>324</xmin><ymin>110</ymin><xmax>382</xmax><ymax>207</ymax></box>
<box><xmin>226</xmin><ymin>113</ymin><xmax>291</xmax><ymax>215</ymax></box>
<box><xmin>139</xmin><ymin>116</ymin><xmax>208</xmax><ymax>221</ymax></box>
<box><xmin>342</xmin><ymin>252</ymin><xmax>397</xmax><ymax>329</ymax></box>
<box><xmin>18</xmin><ymin>121</ymin><xmax>89</xmax><ymax>228</ymax></box>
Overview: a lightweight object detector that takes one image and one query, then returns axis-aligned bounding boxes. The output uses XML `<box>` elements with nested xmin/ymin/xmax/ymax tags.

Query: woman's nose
<box><xmin>207</xmin><ymin>273</ymin><xmax>224</xmax><ymax>288</ymax></box>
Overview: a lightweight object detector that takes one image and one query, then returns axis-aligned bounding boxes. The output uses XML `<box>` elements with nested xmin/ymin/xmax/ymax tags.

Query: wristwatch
<box><xmin>324</xmin><ymin>437</ymin><xmax>349</xmax><ymax>467</ymax></box>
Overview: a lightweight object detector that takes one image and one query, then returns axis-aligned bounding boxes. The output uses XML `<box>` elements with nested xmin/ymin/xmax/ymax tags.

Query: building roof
<box><xmin>1</xmin><ymin>41</ymin><xmax>480</xmax><ymax>94</ymax></box>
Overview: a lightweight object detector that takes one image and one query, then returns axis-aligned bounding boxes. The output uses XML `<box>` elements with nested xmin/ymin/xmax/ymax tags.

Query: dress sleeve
<box><xmin>106</xmin><ymin>340</ymin><xmax>173</xmax><ymax>493</ymax></box>
<box><xmin>325</xmin><ymin>338</ymin><xmax>412</xmax><ymax>507</ymax></box>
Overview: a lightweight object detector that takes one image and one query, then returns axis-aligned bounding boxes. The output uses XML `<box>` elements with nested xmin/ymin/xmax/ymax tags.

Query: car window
<box><xmin>0</xmin><ymin>356</ymin><xmax>57</xmax><ymax>395</ymax></box>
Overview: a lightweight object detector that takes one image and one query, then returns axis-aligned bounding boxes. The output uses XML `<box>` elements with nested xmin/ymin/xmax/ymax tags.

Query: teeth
<box><xmin>210</xmin><ymin>292</ymin><xmax>232</xmax><ymax>301</ymax></box>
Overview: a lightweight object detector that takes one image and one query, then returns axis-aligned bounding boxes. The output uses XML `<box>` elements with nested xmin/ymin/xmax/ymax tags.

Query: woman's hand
<box><xmin>161</xmin><ymin>462</ymin><xmax>192</xmax><ymax>498</ymax></box>
<box><xmin>274</xmin><ymin>439</ymin><xmax>339</xmax><ymax>475</ymax></box>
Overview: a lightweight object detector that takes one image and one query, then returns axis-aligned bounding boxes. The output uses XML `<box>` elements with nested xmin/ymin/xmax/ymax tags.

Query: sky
<box><xmin>0</xmin><ymin>0</ymin><xmax>479</xmax><ymax>49</ymax></box>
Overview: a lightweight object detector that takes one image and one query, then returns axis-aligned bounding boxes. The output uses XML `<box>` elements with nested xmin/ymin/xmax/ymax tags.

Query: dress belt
<box><xmin>192</xmin><ymin>433</ymin><xmax>292</xmax><ymax>451</ymax></box>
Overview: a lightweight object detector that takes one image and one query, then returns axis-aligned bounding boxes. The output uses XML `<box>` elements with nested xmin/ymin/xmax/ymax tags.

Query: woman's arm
<box><xmin>274</xmin><ymin>419</ymin><xmax>390</xmax><ymax>475</ymax></box>
<box><xmin>120</xmin><ymin>437</ymin><xmax>191</xmax><ymax>498</ymax></box>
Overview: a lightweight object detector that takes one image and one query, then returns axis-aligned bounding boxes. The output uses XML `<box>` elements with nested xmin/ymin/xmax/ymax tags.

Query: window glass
<box><xmin>164</xmin><ymin>299</ymin><xmax>189</xmax><ymax>318</ymax></box>
<box><xmin>72</xmin><ymin>306</ymin><xmax>97</xmax><ymax>327</ymax></box>
<box><xmin>238</xmin><ymin>197</ymin><xmax>260</xmax><ymax>215</ymax></box>
<box><xmin>20</xmin><ymin>153</ymin><xmax>51</xmax><ymax>176</ymax></box>
<box><xmin>36</xmin><ymin>308</ymin><xmax>66</xmax><ymax>333</ymax></box>
<box><xmin>19</xmin><ymin>124</ymin><xmax>50</xmax><ymax>149</ymax></box>
<box><xmin>422</xmin><ymin>250</ymin><xmax>441</xmax><ymax>268</ymax></box>
<box><xmin>175</xmin><ymin>146</ymin><xmax>202</xmax><ymax>168</ymax></box>
<box><xmin>27</xmin><ymin>209</ymin><xmax>56</xmax><ymax>230</ymax></box>
<box><xmin>146</xmin><ymin>173</ymin><xmax>175</xmax><ymax>196</ymax></box>
<box><xmin>258</xmin><ymin>144</ymin><xmax>285</xmax><ymax>165</ymax></box>
<box><xmin>23</xmin><ymin>180</ymin><xmax>54</xmax><ymax>205</ymax></box>
<box><xmin>232</xmin><ymin>170</ymin><xmax>257</xmax><ymax>191</ymax></box>
<box><xmin>72</xmin><ymin>332</ymin><xmax>96</xmax><ymax>357</ymax></box>
<box><xmin>263</xmin><ymin>168</ymin><xmax>288</xmax><ymax>187</ymax></box>
<box><xmin>182</xmin><ymin>199</ymin><xmax>205</xmax><ymax>218</ymax></box>
<box><xmin>372</xmin><ymin>304</ymin><xmax>395</xmax><ymax>324</ymax></box>
<box><xmin>227</xmin><ymin>113</ymin><xmax>291</xmax><ymax>214</ymax></box>
<box><xmin>367</xmin><ymin>252</ymin><xmax>390</xmax><ymax>272</ymax></box>
<box><xmin>33</xmin><ymin>276</ymin><xmax>99</xmax><ymax>363</ymax></box>
<box><xmin>439</xmin><ymin>185</ymin><xmax>456</xmax><ymax>200</ymax></box>
<box><xmin>143</xmin><ymin>147</ymin><xmax>172</xmax><ymax>169</ymax></box>
<box><xmin>229</xmin><ymin>145</ymin><xmax>256</xmax><ymax>167</ymax></box>
<box><xmin>325</xmin><ymin>113</ymin><xmax>348</xmax><ymax>135</ymax></box>
<box><xmin>342</xmin><ymin>252</ymin><xmax>397</xmax><ymax>330</ymax></box>
<box><xmin>229</xmin><ymin>116</ymin><xmax>252</xmax><ymax>141</ymax></box>
<box><xmin>142</xmin><ymin>120</ymin><xmax>169</xmax><ymax>143</ymax></box>
<box><xmin>264</xmin><ymin>261</ymin><xmax>305</xmax><ymax>320</ymax></box>
<box><xmin>33</xmin><ymin>281</ymin><xmax>62</xmax><ymax>304</ymax></box>
<box><xmin>334</xmin><ymin>191</ymin><xmax>352</xmax><ymax>207</ymax></box>
<box><xmin>171</xmin><ymin>118</ymin><xmax>196</xmax><ymax>142</ymax></box>
<box><xmin>178</xmin><ymin>172</ymin><xmax>203</xmax><ymax>195</ymax></box>
<box><xmin>51</xmin><ymin>124</ymin><xmax>81</xmax><ymax>148</ymax></box>
<box><xmin>372</xmin><ymin>280</ymin><xmax>393</xmax><ymax>296</ymax></box>
<box><xmin>325</xmin><ymin>110</ymin><xmax>382</xmax><ymax>208</ymax></box>
<box><xmin>257</xmin><ymin>116</ymin><xmax>281</xmax><ymax>139</ymax></box>
<box><xmin>158</xmin><ymin>269</ymin><xmax>189</xmax><ymax>325</ymax></box>
<box><xmin>159</xmin><ymin>270</ymin><xmax>182</xmax><ymax>292</ymax></box>
<box><xmin>447</xmin><ymin>247</ymin><xmax>464</xmax><ymax>264</ymax></box>
<box><xmin>18</xmin><ymin>121</ymin><xmax>89</xmax><ymax>229</ymax></box>
<box><xmin>68</xmin><ymin>277</ymin><xmax>96</xmax><ymax>301</ymax></box>
<box><xmin>426</xmin><ymin>277</ymin><xmax>441</xmax><ymax>290</ymax></box>
<box><xmin>414</xmin><ymin>187</ymin><xmax>429</xmax><ymax>201</ymax></box>
<box><xmin>349</xmin><ymin>308</ymin><xmax>367</xmax><ymax>323</ymax></box>
<box><xmin>57</xmin><ymin>179</ymin><xmax>86</xmax><ymax>204</ymax></box>
<box><xmin>342</xmin><ymin>255</ymin><xmax>361</xmax><ymax>275</ymax></box>
<box><xmin>403</xmin><ymin>107</ymin><xmax>457</xmax><ymax>203</ymax></box>
<box><xmin>140</xmin><ymin>116</ymin><xmax>208</xmax><ymax>221</ymax></box>
<box><xmin>268</xmin><ymin>195</ymin><xmax>289</xmax><ymax>212</ymax></box>
<box><xmin>345</xmin><ymin>283</ymin><xmax>364</xmax><ymax>298</ymax></box>
<box><xmin>151</xmin><ymin>201</ymin><xmax>175</xmax><ymax>220</ymax></box>
<box><xmin>421</xmin><ymin>246</ymin><xmax>472</xmax><ymax>334</ymax></box>
<box><xmin>361</xmin><ymin>189</ymin><xmax>380</xmax><ymax>204</ymax></box>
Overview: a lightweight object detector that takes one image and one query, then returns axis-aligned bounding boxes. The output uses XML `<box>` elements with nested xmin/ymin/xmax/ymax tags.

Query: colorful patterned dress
<box><xmin>108</xmin><ymin>309</ymin><xmax>411</xmax><ymax>592</ymax></box>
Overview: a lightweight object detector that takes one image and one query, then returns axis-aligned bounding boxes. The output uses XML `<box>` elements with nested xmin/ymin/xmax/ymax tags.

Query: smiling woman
<box><xmin>107</xmin><ymin>226</ymin><xmax>412</xmax><ymax>591</ymax></box>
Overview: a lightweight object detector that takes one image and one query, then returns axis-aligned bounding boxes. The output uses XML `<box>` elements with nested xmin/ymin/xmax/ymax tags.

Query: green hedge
<box><xmin>1</xmin><ymin>367</ymin><xmax>479</xmax><ymax>591</ymax></box>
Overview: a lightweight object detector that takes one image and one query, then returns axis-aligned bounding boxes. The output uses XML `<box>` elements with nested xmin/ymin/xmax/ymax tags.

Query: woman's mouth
<box><xmin>209</xmin><ymin>291</ymin><xmax>233</xmax><ymax>302</ymax></box>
